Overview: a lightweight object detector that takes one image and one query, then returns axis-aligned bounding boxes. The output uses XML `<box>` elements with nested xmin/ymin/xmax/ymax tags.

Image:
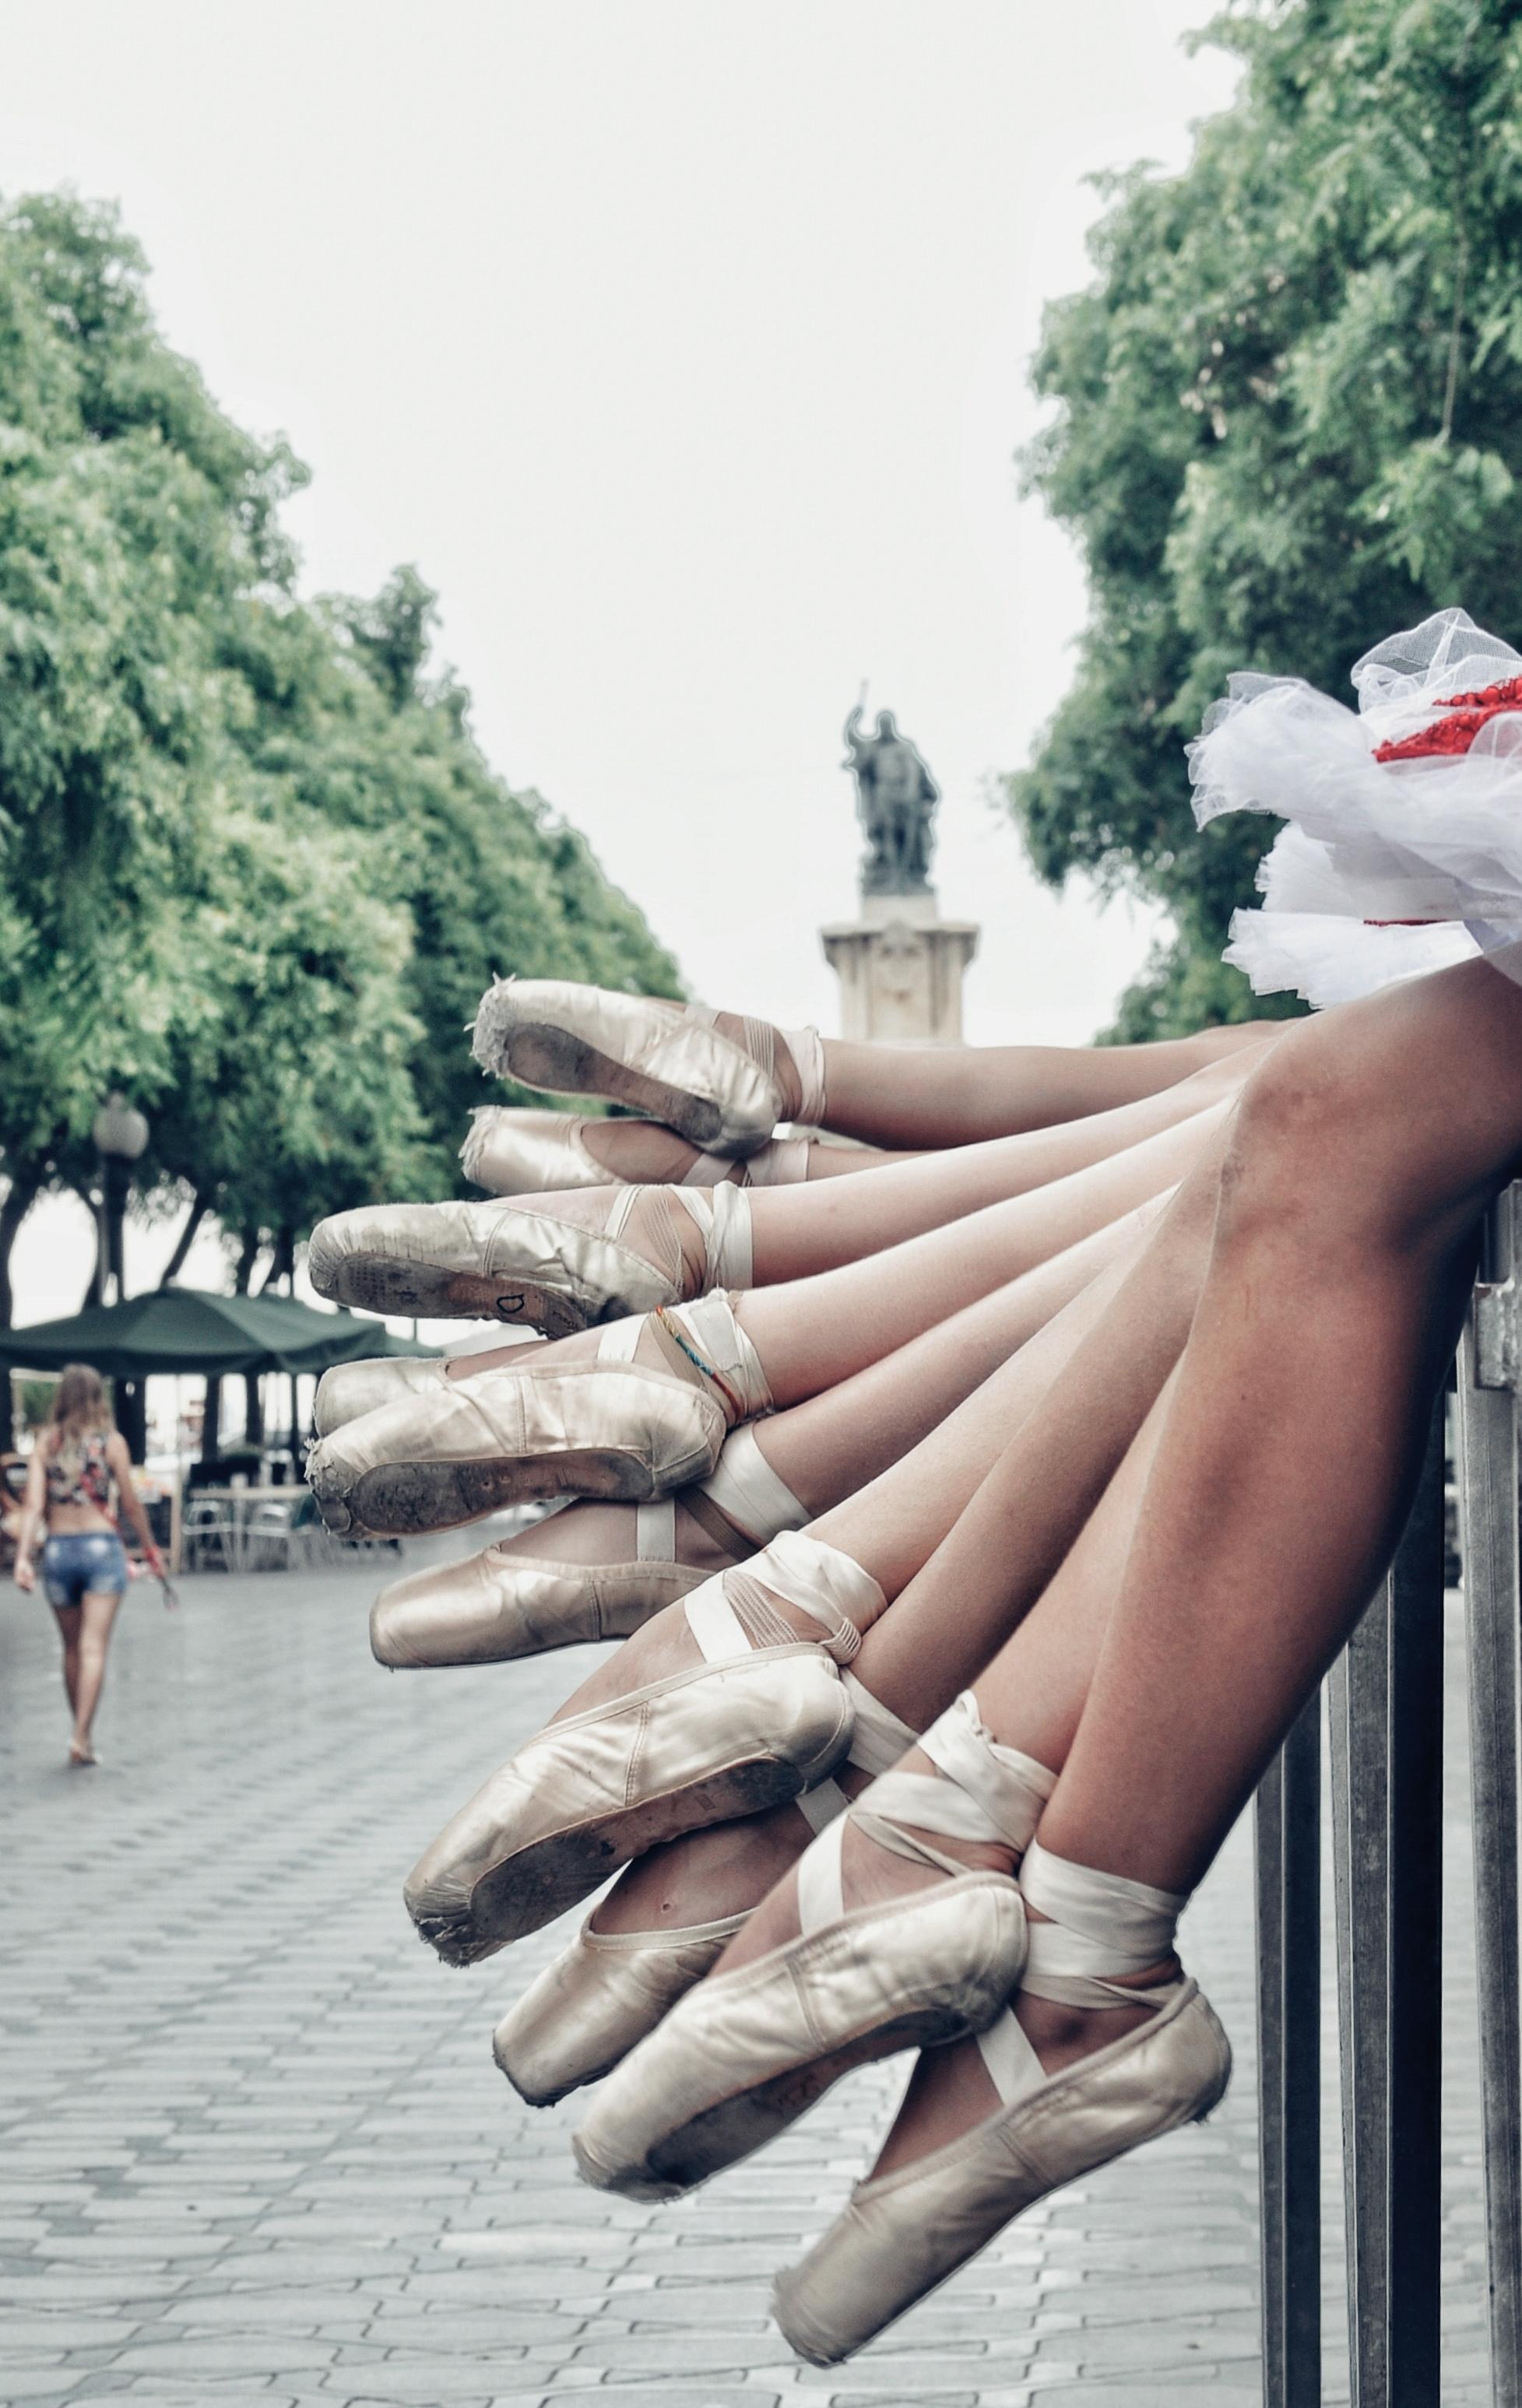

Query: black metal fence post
<box><xmin>1457</xmin><ymin>1186</ymin><xmax>1522</xmax><ymax>2407</ymax></box>
<box><xmin>1383</xmin><ymin>1395</ymin><xmax>1445</xmax><ymax>2403</ymax></box>
<box><xmin>1258</xmin><ymin>1389</ymin><xmax>1447</xmax><ymax>2408</ymax></box>
<box><xmin>1329</xmin><ymin>1582</ymin><xmax>1390</xmax><ymax>2406</ymax></box>
<box><xmin>1257</xmin><ymin>1690</ymin><xmax>1323</xmax><ymax>2407</ymax></box>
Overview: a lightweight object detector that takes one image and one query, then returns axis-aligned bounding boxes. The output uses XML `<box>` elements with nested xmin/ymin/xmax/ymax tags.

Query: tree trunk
<box><xmin>258</xmin><ymin>1227</ymin><xmax>296</xmax><ymax>1294</ymax></box>
<box><xmin>0</xmin><ymin>1171</ymin><xmax>40</xmax><ymax>1451</ymax></box>
<box><xmin>159</xmin><ymin>1189</ymin><xmax>210</xmax><ymax>1289</ymax></box>
<box><xmin>234</xmin><ymin>1235</ymin><xmax>263</xmax><ymax>1457</ymax></box>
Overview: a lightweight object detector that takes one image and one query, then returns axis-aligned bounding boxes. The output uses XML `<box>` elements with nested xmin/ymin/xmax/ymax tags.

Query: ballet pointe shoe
<box><xmin>308</xmin><ymin>1185</ymin><xmax>753</xmax><ymax>1340</ymax></box>
<box><xmin>493</xmin><ymin>1911</ymin><xmax>751</xmax><ymax>2107</ymax></box>
<box><xmin>471</xmin><ymin>978</ymin><xmax>825</xmax><ymax>1160</ymax></box>
<box><xmin>369</xmin><ymin>1427</ymin><xmax>808</xmax><ymax>1669</ymax></box>
<box><xmin>312</xmin><ymin>1354</ymin><xmax>451</xmax><ymax>1438</ymax></box>
<box><xmin>462</xmin><ymin>1107</ymin><xmax>794</xmax><ymax>1195</ymax></box>
<box><xmin>305</xmin><ymin>1322</ymin><xmax>729</xmax><ymax>1538</ymax></box>
<box><xmin>775</xmin><ymin>1981</ymin><xmax>1231</xmax><ymax>2364</ymax></box>
<box><xmin>496</xmin><ymin>1627</ymin><xmax>909</xmax><ymax>2106</ymax></box>
<box><xmin>401</xmin><ymin>1535</ymin><xmax>880</xmax><ymax>1965</ymax></box>
<box><xmin>771</xmin><ymin>1841</ymin><xmax>1232</xmax><ymax>2364</ymax></box>
<box><xmin>572</xmin><ymin>1691</ymin><xmax>1048</xmax><ymax>2201</ymax></box>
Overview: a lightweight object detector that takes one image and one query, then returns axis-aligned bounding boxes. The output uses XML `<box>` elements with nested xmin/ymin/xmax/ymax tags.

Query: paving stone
<box><xmin>0</xmin><ymin>1565</ymin><xmax>1497</xmax><ymax>2407</ymax></box>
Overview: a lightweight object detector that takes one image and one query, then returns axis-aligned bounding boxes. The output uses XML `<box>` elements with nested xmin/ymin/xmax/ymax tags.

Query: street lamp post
<box><xmin>93</xmin><ymin>1093</ymin><xmax>149</xmax><ymax>1460</ymax></box>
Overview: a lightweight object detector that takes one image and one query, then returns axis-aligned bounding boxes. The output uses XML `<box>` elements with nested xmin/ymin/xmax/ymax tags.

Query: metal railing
<box><xmin>1256</xmin><ymin>1186</ymin><xmax>1522</xmax><ymax>2405</ymax></box>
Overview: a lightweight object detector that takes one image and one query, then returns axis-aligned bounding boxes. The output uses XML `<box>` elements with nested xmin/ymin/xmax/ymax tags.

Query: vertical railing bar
<box><xmin>1257</xmin><ymin>1688</ymin><xmax>1322</xmax><ymax>2407</ymax></box>
<box><xmin>1385</xmin><ymin>1394</ymin><xmax>1446</xmax><ymax>2406</ymax></box>
<box><xmin>1328</xmin><ymin>1582</ymin><xmax>1390</xmax><ymax>2407</ymax></box>
<box><xmin>1457</xmin><ymin>1185</ymin><xmax>1522</xmax><ymax>2408</ymax></box>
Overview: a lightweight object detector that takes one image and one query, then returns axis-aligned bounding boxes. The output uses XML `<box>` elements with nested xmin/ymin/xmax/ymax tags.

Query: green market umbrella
<box><xmin>0</xmin><ymin>1286</ymin><xmax>437</xmax><ymax>1379</ymax></box>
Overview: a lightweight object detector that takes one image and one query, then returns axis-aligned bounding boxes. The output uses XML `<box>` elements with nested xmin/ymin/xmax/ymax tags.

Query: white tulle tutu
<box><xmin>1189</xmin><ymin>609</ymin><xmax>1522</xmax><ymax>1006</ymax></box>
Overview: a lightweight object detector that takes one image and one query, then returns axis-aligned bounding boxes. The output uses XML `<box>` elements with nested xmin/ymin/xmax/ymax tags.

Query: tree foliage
<box><xmin>0</xmin><ymin>191</ymin><xmax>680</xmax><ymax>1304</ymax></box>
<box><xmin>1010</xmin><ymin>0</ymin><xmax>1522</xmax><ymax>1037</ymax></box>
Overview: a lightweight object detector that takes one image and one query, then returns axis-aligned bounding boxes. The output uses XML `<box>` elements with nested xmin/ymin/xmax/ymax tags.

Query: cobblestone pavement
<box><xmin>0</xmin><ymin>1555</ymin><xmax>1490</xmax><ymax>2406</ymax></box>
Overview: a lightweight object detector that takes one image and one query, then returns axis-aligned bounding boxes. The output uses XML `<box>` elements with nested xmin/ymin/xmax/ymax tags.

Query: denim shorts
<box><xmin>41</xmin><ymin>1532</ymin><xmax>129</xmax><ymax>1609</ymax></box>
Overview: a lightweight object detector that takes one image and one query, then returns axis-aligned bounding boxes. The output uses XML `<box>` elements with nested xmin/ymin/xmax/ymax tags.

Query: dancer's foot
<box><xmin>307</xmin><ymin>1296</ymin><xmax>772</xmax><ymax>1538</ymax></box>
<box><xmin>868</xmin><ymin>1956</ymin><xmax>1176</xmax><ymax>2175</ymax></box>
<box><xmin>492</xmin><ymin>1795</ymin><xmax>828</xmax><ymax>2105</ymax></box>
<box><xmin>308</xmin><ymin>1181</ymin><xmax>753</xmax><ymax>1338</ymax></box>
<box><xmin>68</xmin><ymin>1737</ymin><xmax>97</xmax><ymax>1767</ymax></box>
<box><xmin>369</xmin><ymin>1425</ymin><xmax>807</xmax><ymax>1667</ymax></box>
<box><xmin>496</xmin><ymin>1648</ymin><xmax>918</xmax><ymax>2107</ymax></box>
<box><xmin>471</xmin><ymin>979</ymin><xmax>826</xmax><ymax>1160</ymax></box>
<box><xmin>402</xmin><ymin>1533</ymin><xmax>881</xmax><ymax>1964</ymax></box>
<box><xmin>574</xmin><ymin>1693</ymin><xmax>1047</xmax><ymax>2198</ymax></box>
<box><xmin>462</xmin><ymin>1108</ymin><xmax>814</xmax><ymax>1196</ymax></box>
<box><xmin>772</xmin><ymin>1841</ymin><xmax>1232</xmax><ymax>2364</ymax></box>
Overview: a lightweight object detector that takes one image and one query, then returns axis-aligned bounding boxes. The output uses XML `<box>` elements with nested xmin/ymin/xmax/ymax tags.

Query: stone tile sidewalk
<box><xmin>0</xmin><ymin>1557</ymin><xmax>1491</xmax><ymax>2405</ymax></box>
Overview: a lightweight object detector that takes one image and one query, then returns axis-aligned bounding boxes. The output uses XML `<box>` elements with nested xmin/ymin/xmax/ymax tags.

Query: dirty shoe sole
<box><xmin>500</xmin><ymin>1020</ymin><xmax>728</xmax><ymax>1153</ymax></box>
<box><xmin>406</xmin><ymin>1757</ymin><xmax>810</xmax><ymax>1967</ymax></box>
<box><xmin>309</xmin><ymin>1444</ymin><xmax>671</xmax><ymax>1539</ymax></box>
<box><xmin>318</xmin><ymin>1248</ymin><xmax>592</xmax><ymax>1340</ymax></box>
<box><xmin>587</xmin><ymin>2007</ymin><xmax>979</xmax><ymax>2203</ymax></box>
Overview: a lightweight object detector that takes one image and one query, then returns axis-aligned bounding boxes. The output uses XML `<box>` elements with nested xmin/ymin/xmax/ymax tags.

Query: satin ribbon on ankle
<box><xmin>975</xmin><ymin>1842</ymin><xmax>1190</xmax><ymax>2107</ymax></box>
<box><xmin>794</xmin><ymin>1690</ymin><xmax>1053</xmax><ymax>1932</ymax></box>
<box><xmin>779</xmin><ymin>1023</ymin><xmax>827</xmax><ymax>1129</ymax></box>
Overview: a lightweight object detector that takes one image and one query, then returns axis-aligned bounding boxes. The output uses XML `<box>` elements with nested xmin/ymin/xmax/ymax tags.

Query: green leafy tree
<box><xmin>0</xmin><ymin>191</ymin><xmax>682</xmax><ymax>1374</ymax></box>
<box><xmin>1010</xmin><ymin>0</ymin><xmax>1522</xmax><ymax>1037</ymax></box>
<box><xmin>230</xmin><ymin>561</ymin><xmax>680</xmax><ymax>1195</ymax></box>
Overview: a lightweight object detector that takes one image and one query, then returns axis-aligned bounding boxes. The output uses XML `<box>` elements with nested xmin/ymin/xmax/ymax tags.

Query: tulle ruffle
<box><xmin>1190</xmin><ymin>609</ymin><xmax>1522</xmax><ymax>1007</ymax></box>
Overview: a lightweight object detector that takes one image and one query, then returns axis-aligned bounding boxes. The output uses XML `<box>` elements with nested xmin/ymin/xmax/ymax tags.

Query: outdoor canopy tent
<box><xmin>0</xmin><ymin>1286</ymin><xmax>438</xmax><ymax>1378</ymax></box>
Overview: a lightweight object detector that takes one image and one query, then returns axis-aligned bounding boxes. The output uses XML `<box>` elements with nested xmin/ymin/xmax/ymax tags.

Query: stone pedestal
<box><xmin>821</xmin><ymin>889</ymin><xmax>979</xmax><ymax>1044</ymax></box>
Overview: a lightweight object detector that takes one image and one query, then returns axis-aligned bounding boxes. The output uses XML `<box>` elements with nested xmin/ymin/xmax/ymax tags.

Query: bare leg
<box><xmin>504</xmin><ymin>1201</ymin><xmax>1165</xmax><ymax>1601</ymax></box>
<box><xmin>495</xmin><ymin>1043</ymin><xmax>1265</xmax><ymax>1311</ymax></box>
<box><xmin>592</xmin><ymin>1163</ymin><xmax>1218</xmax><ymax>1935</ymax></box>
<box><xmin>51</xmin><ymin>1602</ymin><xmax>82</xmax><ymax>1724</ymax></box>
<box><xmin>741</xmin><ymin>1046</ymin><xmax>1264</xmax><ymax>1283</ymax></box>
<box><xmin>71</xmin><ymin>1587</ymin><xmax>123</xmax><ymax>1760</ymax></box>
<box><xmin>870</xmin><ymin>951</ymin><xmax>1522</xmax><ymax>2173</ymax></box>
<box><xmin>807</xmin><ymin>1020</ymin><xmax>1273</xmax><ymax>1148</ymax></box>
<box><xmin>740</xmin><ymin>1097</ymin><xmax>1225</xmax><ymax>1404</ymax></box>
<box><xmin>434</xmin><ymin>1093</ymin><xmax>1229</xmax><ymax>1406</ymax></box>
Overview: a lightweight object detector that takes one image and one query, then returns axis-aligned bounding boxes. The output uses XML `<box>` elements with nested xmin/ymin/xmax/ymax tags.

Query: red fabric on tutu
<box><xmin>1374</xmin><ymin>675</ymin><xmax>1522</xmax><ymax>763</ymax></box>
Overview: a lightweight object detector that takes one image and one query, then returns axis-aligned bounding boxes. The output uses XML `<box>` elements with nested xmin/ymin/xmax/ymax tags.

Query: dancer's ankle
<box><xmin>712</xmin><ymin>1009</ymin><xmax>803</xmax><ymax>1120</ymax></box>
<box><xmin>590</xmin><ymin>1785</ymin><xmax>855</xmax><ymax>1936</ymax></box>
<box><xmin>1014</xmin><ymin>1921</ymin><xmax>1179</xmax><ymax>2077</ymax></box>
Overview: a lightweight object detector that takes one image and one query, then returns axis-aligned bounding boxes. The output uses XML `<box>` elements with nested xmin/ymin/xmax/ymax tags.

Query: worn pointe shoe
<box><xmin>573</xmin><ymin>1692</ymin><xmax>1047</xmax><ymax>2201</ymax></box>
<box><xmin>369</xmin><ymin>1427</ymin><xmax>808</xmax><ymax>1669</ymax></box>
<box><xmin>402</xmin><ymin>1534</ymin><xmax>880</xmax><ymax>1966</ymax></box>
<box><xmin>312</xmin><ymin>1353</ymin><xmax>456</xmax><ymax>1437</ymax></box>
<box><xmin>461</xmin><ymin>1107</ymin><xmax>784</xmax><ymax>1195</ymax></box>
<box><xmin>308</xmin><ymin>1185</ymin><xmax>754</xmax><ymax>1341</ymax></box>
<box><xmin>497</xmin><ymin>1630</ymin><xmax>905</xmax><ymax>2106</ymax></box>
<box><xmin>774</xmin><ymin>1978</ymin><xmax>1232</xmax><ymax>2363</ymax></box>
<box><xmin>305</xmin><ymin>1322</ymin><xmax>728</xmax><ymax>1538</ymax></box>
<box><xmin>772</xmin><ymin>1838</ymin><xmax>1232</xmax><ymax>2363</ymax></box>
<box><xmin>493</xmin><ymin>1912</ymin><xmax>751</xmax><ymax>2107</ymax></box>
<box><xmin>471</xmin><ymin>979</ymin><xmax>825</xmax><ymax>1160</ymax></box>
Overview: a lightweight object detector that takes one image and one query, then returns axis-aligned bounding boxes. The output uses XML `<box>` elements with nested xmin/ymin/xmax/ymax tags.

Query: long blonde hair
<box><xmin>47</xmin><ymin>1364</ymin><xmax>114</xmax><ymax>1470</ymax></box>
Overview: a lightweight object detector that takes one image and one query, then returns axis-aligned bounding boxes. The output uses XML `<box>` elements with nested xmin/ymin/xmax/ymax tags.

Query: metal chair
<box><xmin>182</xmin><ymin>1495</ymin><xmax>237</xmax><ymax>1574</ymax></box>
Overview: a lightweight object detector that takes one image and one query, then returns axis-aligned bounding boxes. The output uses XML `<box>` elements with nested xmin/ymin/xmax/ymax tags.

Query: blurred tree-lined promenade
<box><xmin>0</xmin><ymin>191</ymin><xmax>680</xmax><ymax>1319</ymax></box>
<box><xmin>1011</xmin><ymin>0</ymin><xmax>1522</xmax><ymax>1037</ymax></box>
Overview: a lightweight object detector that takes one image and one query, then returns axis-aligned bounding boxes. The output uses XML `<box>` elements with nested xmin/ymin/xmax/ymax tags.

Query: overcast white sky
<box><xmin>4</xmin><ymin>0</ymin><xmax>1239</xmax><ymax>1319</ymax></box>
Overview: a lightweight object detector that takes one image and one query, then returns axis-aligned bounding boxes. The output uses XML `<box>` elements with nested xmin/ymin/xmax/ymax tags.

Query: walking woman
<box><xmin>13</xmin><ymin>1366</ymin><xmax>168</xmax><ymax>1766</ymax></box>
